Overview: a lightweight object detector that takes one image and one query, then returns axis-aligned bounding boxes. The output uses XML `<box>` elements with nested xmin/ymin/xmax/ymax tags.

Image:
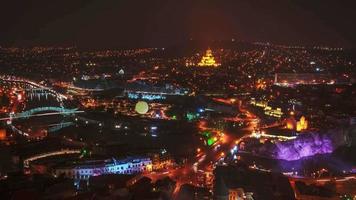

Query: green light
<box><xmin>186</xmin><ymin>112</ymin><xmax>200</xmax><ymax>121</ymax></box>
<box><xmin>172</xmin><ymin>115</ymin><xmax>177</xmax><ymax>120</ymax></box>
<box><xmin>81</xmin><ymin>149</ymin><xmax>88</xmax><ymax>157</ymax></box>
<box><xmin>207</xmin><ymin>138</ymin><xmax>214</xmax><ymax>146</ymax></box>
<box><xmin>207</xmin><ymin>137</ymin><xmax>217</xmax><ymax>146</ymax></box>
<box><xmin>186</xmin><ymin>113</ymin><xmax>195</xmax><ymax>121</ymax></box>
<box><xmin>202</xmin><ymin>131</ymin><xmax>211</xmax><ymax>137</ymax></box>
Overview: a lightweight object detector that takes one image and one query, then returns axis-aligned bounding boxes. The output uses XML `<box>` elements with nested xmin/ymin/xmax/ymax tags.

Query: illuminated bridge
<box><xmin>0</xmin><ymin>75</ymin><xmax>67</xmax><ymax>100</ymax></box>
<box><xmin>10</xmin><ymin>106</ymin><xmax>82</xmax><ymax>119</ymax></box>
<box><xmin>23</xmin><ymin>149</ymin><xmax>81</xmax><ymax>168</ymax></box>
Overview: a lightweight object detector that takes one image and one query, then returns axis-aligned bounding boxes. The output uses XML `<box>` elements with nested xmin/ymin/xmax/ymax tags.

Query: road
<box><xmin>146</xmin><ymin>98</ymin><xmax>261</xmax><ymax>199</ymax></box>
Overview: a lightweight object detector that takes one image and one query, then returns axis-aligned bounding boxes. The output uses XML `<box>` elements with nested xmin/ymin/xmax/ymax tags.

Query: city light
<box><xmin>197</xmin><ymin>49</ymin><xmax>220</xmax><ymax>67</ymax></box>
<box><xmin>1</xmin><ymin>9</ymin><xmax>354</xmax><ymax>199</ymax></box>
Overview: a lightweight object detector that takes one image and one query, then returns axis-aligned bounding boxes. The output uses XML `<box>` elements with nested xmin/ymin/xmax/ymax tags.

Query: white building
<box><xmin>53</xmin><ymin>157</ymin><xmax>152</xmax><ymax>180</ymax></box>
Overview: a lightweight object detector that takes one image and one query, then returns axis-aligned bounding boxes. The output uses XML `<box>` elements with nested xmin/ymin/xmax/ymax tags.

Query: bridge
<box><xmin>23</xmin><ymin>149</ymin><xmax>81</xmax><ymax>168</ymax></box>
<box><xmin>10</xmin><ymin>106</ymin><xmax>81</xmax><ymax>119</ymax></box>
<box><xmin>0</xmin><ymin>75</ymin><xmax>67</xmax><ymax>100</ymax></box>
<box><xmin>25</xmin><ymin>88</ymin><xmax>62</xmax><ymax>102</ymax></box>
<box><xmin>0</xmin><ymin>107</ymin><xmax>83</xmax><ymax>121</ymax></box>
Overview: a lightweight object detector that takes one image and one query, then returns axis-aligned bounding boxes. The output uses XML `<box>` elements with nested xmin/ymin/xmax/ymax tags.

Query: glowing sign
<box><xmin>128</xmin><ymin>92</ymin><xmax>166</xmax><ymax>101</ymax></box>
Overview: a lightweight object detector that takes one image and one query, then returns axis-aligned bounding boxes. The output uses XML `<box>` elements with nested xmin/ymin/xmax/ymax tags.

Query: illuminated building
<box><xmin>251</xmin><ymin>98</ymin><xmax>284</xmax><ymax>118</ymax></box>
<box><xmin>228</xmin><ymin>188</ymin><xmax>254</xmax><ymax>200</ymax></box>
<box><xmin>250</xmin><ymin>98</ymin><xmax>268</xmax><ymax>108</ymax></box>
<box><xmin>197</xmin><ymin>49</ymin><xmax>220</xmax><ymax>67</ymax></box>
<box><xmin>296</xmin><ymin>116</ymin><xmax>308</xmax><ymax>132</ymax></box>
<box><xmin>255</xmin><ymin>79</ymin><xmax>267</xmax><ymax>90</ymax></box>
<box><xmin>286</xmin><ymin>119</ymin><xmax>295</xmax><ymax>130</ymax></box>
<box><xmin>125</xmin><ymin>82</ymin><xmax>189</xmax><ymax>97</ymax></box>
<box><xmin>273</xmin><ymin>73</ymin><xmax>350</xmax><ymax>87</ymax></box>
<box><xmin>128</xmin><ymin>92</ymin><xmax>166</xmax><ymax>101</ymax></box>
<box><xmin>286</xmin><ymin>116</ymin><xmax>308</xmax><ymax>132</ymax></box>
<box><xmin>0</xmin><ymin>129</ymin><xmax>6</xmax><ymax>140</ymax></box>
<box><xmin>264</xmin><ymin>106</ymin><xmax>283</xmax><ymax>118</ymax></box>
<box><xmin>149</xmin><ymin>150</ymin><xmax>174</xmax><ymax>170</ymax></box>
<box><xmin>53</xmin><ymin>157</ymin><xmax>152</xmax><ymax>180</ymax></box>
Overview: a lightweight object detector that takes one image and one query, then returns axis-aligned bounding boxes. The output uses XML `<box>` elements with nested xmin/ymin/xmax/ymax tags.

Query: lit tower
<box><xmin>197</xmin><ymin>49</ymin><xmax>220</xmax><ymax>67</ymax></box>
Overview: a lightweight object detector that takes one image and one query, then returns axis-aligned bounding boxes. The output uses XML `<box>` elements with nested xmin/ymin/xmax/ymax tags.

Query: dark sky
<box><xmin>1</xmin><ymin>0</ymin><xmax>355</xmax><ymax>48</ymax></box>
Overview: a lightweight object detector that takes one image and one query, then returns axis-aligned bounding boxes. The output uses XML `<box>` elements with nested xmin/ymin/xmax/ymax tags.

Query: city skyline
<box><xmin>0</xmin><ymin>1</ymin><xmax>355</xmax><ymax>200</ymax></box>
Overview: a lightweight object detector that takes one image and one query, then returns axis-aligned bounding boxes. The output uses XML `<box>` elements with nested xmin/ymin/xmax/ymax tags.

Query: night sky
<box><xmin>1</xmin><ymin>0</ymin><xmax>355</xmax><ymax>48</ymax></box>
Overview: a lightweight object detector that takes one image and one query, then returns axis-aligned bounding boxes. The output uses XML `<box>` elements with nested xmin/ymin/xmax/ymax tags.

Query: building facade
<box><xmin>53</xmin><ymin>157</ymin><xmax>152</xmax><ymax>180</ymax></box>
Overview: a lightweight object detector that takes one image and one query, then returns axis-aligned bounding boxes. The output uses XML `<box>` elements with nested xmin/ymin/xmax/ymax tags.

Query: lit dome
<box><xmin>135</xmin><ymin>101</ymin><xmax>149</xmax><ymax>114</ymax></box>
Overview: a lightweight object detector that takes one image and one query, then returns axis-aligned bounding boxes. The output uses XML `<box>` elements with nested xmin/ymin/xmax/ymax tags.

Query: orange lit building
<box><xmin>228</xmin><ymin>188</ymin><xmax>253</xmax><ymax>200</ymax></box>
<box><xmin>296</xmin><ymin>116</ymin><xmax>308</xmax><ymax>132</ymax></box>
<box><xmin>286</xmin><ymin>116</ymin><xmax>308</xmax><ymax>132</ymax></box>
<box><xmin>0</xmin><ymin>129</ymin><xmax>6</xmax><ymax>140</ymax></box>
<box><xmin>197</xmin><ymin>49</ymin><xmax>220</xmax><ymax>67</ymax></box>
<box><xmin>149</xmin><ymin>152</ymin><xmax>174</xmax><ymax>170</ymax></box>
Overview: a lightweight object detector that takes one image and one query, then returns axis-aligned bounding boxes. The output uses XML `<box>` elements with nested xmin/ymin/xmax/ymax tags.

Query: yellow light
<box><xmin>286</xmin><ymin>121</ymin><xmax>294</xmax><ymax>130</ymax></box>
<box><xmin>146</xmin><ymin>164</ymin><xmax>153</xmax><ymax>172</ymax></box>
<box><xmin>197</xmin><ymin>49</ymin><xmax>220</xmax><ymax>67</ymax></box>
<box><xmin>296</xmin><ymin>116</ymin><xmax>308</xmax><ymax>132</ymax></box>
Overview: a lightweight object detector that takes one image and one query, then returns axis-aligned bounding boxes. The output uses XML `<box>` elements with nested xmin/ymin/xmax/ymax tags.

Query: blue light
<box><xmin>142</xmin><ymin>94</ymin><xmax>166</xmax><ymax>100</ymax></box>
<box><xmin>127</xmin><ymin>92</ymin><xmax>166</xmax><ymax>100</ymax></box>
<box><xmin>233</xmin><ymin>145</ymin><xmax>238</xmax><ymax>151</ymax></box>
<box><xmin>198</xmin><ymin>108</ymin><xmax>204</xmax><ymax>113</ymax></box>
<box><xmin>128</xmin><ymin>93</ymin><xmax>139</xmax><ymax>99</ymax></box>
